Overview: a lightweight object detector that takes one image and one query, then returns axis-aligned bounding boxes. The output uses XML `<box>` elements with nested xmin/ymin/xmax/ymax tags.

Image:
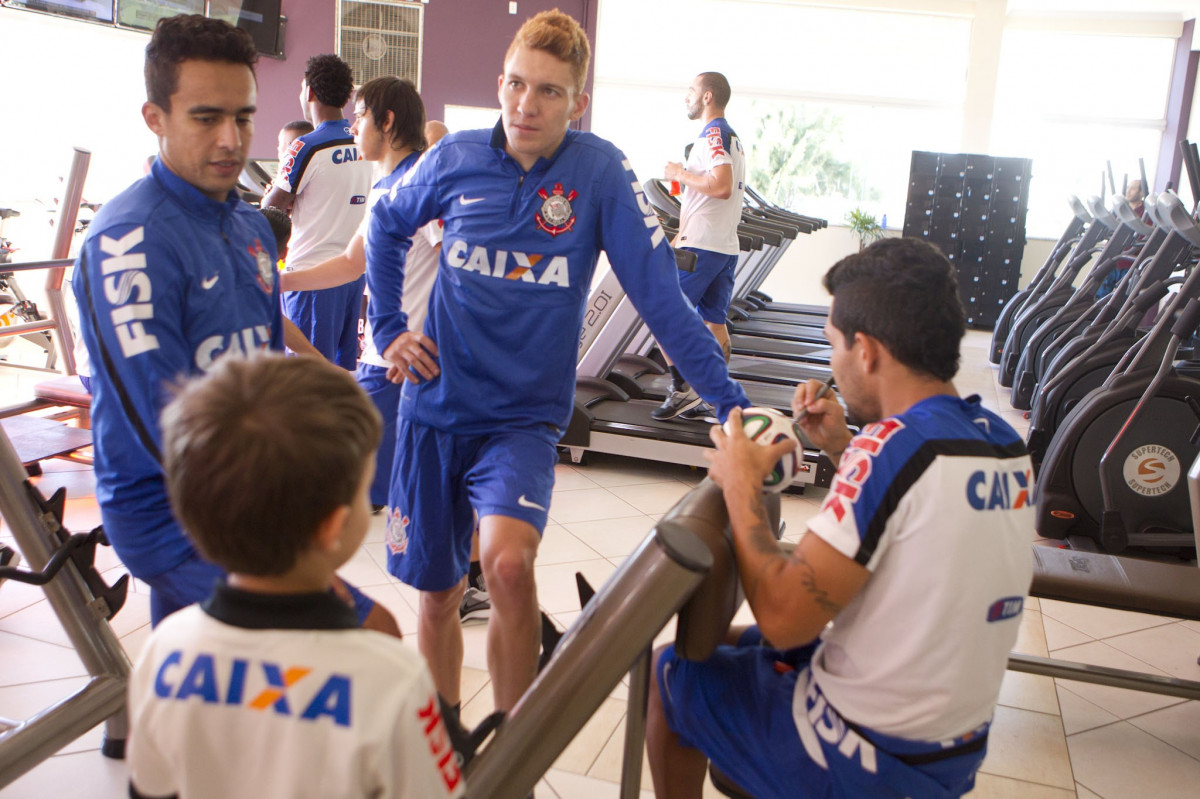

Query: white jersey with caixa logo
<box><xmin>677</xmin><ymin>117</ymin><xmax>746</xmax><ymax>256</ymax></box>
<box><xmin>128</xmin><ymin>585</ymin><xmax>464</xmax><ymax>799</ymax></box>
<box><xmin>804</xmin><ymin>394</ymin><xmax>1034</xmax><ymax>742</ymax></box>
<box><xmin>275</xmin><ymin>119</ymin><xmax>373</xmax><ymax>272</ymax></box>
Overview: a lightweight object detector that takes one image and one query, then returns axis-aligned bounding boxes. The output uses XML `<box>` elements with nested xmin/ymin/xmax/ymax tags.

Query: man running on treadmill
<box><xmin>653</xmin><ymin>71</ymin><xmax>747</xmax><ymax>422</ymax></box>
<box><xmin>366</xmin><ymin>10</ymin><xmax>749</xmax><ymax>718</ymax></box>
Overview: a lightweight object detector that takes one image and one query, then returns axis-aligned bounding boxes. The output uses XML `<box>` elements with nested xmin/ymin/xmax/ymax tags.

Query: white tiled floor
<box><xmin>0</xmin><ymin>330</ymin><xmax>1198</xmax><ymax>797</ymax></box>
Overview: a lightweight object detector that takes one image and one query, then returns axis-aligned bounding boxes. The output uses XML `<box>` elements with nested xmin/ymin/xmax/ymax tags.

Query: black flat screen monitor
<box><xmin>209</xmin><ymin>0</ymin><xmax>281</xmax><ymax>55</ymax></box>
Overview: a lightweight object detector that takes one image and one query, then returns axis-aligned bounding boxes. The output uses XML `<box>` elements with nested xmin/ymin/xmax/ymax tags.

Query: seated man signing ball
<box><xmin>647</xmin><ymin>238</ymin><xmax>1034</xmax><ymax>799</ymax></box>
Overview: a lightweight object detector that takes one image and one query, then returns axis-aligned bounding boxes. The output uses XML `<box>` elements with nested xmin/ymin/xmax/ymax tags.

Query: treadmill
<box><xmin>563</xmin><ymin>255</ymin><xmax>837</xmax><ymax>488</ymax></box>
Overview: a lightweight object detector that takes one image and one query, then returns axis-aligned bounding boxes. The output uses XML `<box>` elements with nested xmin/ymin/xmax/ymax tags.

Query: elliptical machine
<box><xmin>989</xmin><ymin>196</ymin><xmax>1091</xmax><ymax>364</ymax></box>
<box><xmin>1035</xmin><ymin>196</ymin><xmax>1200</xmax><ymax>553</ymax></box>
<box><xmin>1025</xmin><ymin>192</ymin><xmax>1196</xmax><ymax>468</ymax></box>
<box><xmin>997</xmin><ymin>195</ymin><xmax>1112</xmax><ymax>387</ymax></box>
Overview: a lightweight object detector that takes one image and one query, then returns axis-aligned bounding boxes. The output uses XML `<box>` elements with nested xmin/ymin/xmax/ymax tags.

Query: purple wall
<box><xmin>251</xmin><ymin>0</ymin><xmax>337</xmax><ymax>160</ymax></box>
<box><xmin>250</xmin><ymin>0</ymin><xmax>598</xmax><ymax>159</ymax></box>
<box><xmin>421</xmin><ymin>0</ymin><xmax>597</xmax><ymax>128</ymax></box>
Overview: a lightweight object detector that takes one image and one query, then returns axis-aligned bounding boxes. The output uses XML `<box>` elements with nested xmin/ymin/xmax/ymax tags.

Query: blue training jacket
<box><xmin>72</xmin><ymin>159</ymin><xmax>283</xmax><ymax>578</ymax></box>
<box><xmin>366</xmin><ymin>122</ymin><xmax>749</xmax><ymax>441</ymax></box>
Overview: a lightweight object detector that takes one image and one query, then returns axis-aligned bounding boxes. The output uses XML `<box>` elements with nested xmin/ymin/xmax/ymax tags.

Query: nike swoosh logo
<box><xmin>201</xmin><ymin>274</ymin><xmax>219</xmax><ymax>290</ymax></box>
<box><xmin>459</xmin><ymin>195</ymin><xmax>485</xmax><ymax>206</ymax></box>
<box><xmin>517</xmin><ymin>495</ymin><xmax>547</xmax><ymax>511</ymax></box>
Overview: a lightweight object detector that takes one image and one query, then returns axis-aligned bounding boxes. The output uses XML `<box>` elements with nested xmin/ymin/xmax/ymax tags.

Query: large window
<box><xmin>0</xmin><ymin>11</ymin><xmax>155</xmax><ymax>255</ymax></box>
<box><xmin>991</xmin><ymin>29</ymin><xmax>1177</xmax><ymax>237</ymax></box>
<box><xmin>591</xmin><ymin>1</ymin><xmax>1183</xmax><ymax>240</ymax></box>
<box><xmin>592</xmin><ymin>0</ymin><xmax>972</xmax><ymax>226</ymax></box>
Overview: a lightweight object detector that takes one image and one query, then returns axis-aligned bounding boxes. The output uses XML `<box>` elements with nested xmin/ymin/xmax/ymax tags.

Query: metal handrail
<box><xmin>0</xmin><ymin>147</ymin><xmax>89</xmax><ymax>376</ymax></box>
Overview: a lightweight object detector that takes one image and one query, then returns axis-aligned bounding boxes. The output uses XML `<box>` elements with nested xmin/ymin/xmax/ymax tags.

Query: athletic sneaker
<box><xmin>679</xmin><ymin>401</ymin><xmax>715</xmax><ymax>422</ymax></box>
<box><xmin>459</xmin><ymin>586</ymin><xmax>491</xmax><ymax>623</ymax></box>
<box><xmin>651</xmin><ymin>386</ymin><xmax>702</xmax><ymax>420</ymax></box>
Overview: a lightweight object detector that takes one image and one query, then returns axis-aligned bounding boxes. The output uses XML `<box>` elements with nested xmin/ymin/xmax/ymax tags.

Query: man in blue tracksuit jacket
<box><xmin>366</xmin><ymin>9</ymin><xmax>749</xmax><ymax>715</ymax></box>
<box><xmin>74</xmin><ymin>15</ymin><xmax>390</xmax><ymax>633</ymax></box>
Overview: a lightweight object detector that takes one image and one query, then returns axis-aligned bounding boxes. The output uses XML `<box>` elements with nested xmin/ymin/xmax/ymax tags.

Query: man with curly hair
<box><xmin>264</xmin><ymin>54</ymin><xmax>372</xmax><ymax>369</ymax></box>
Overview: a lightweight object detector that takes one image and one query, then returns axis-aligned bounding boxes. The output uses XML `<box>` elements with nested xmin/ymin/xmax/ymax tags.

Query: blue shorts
<box><xmin>356</xmin><ymin>363</ymin><xmax>401</xmax><ymax>507</ymax></box>
<box><xmin>143</xmin><ymin>548</ymin><xmax>377</xmax><ymax>628</ymax></box>
<box><xmin>385</xmin><ymin>420</ymin><xmax>556</xmax><ymax>591</ymax></box>
<box><xmin>678</xmin><ymin>247</ymin><xmax>737</xmax><ymax>325</ymax></box>
<box><xmin>657</xmin><ymin>628</ymin><xmax>989</xmax><ymax>799</ymax></box>
<box><xmin>283</xmin><ymin>276</ymin><xmax>366</xmax><ymax>370</ymax></box>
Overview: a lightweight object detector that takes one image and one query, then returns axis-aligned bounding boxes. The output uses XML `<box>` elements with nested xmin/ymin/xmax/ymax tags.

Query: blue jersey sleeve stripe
<box><xmin>856</xmin><ymin>438</ymin><xmax>1031</xmax><ymax>564</ymax></box>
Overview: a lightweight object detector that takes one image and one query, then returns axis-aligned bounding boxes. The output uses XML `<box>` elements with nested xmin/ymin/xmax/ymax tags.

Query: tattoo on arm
<box><xmin>791</xmin><ymin>549</ymin><xmax>843</xmax><ymax>615</ymax></box>
<box><xmin>740</xmin><ymin>494</ymin><xmax>779</xmax><ymax>605</ymax></box>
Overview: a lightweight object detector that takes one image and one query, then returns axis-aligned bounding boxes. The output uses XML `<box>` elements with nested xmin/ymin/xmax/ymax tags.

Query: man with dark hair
<box><xmin>367</xmin><ymin>9</ymin><xmax>748</xmax><ymax>716</ymax></box>
<box><xmin>263</xmin><ymin>54</ymin><xmax>372</xmax><ymax>370</ymax></box>
<box><xmin>280</xmin><ymin>76</ymin><xmax>434</xmax><ymax>514</ymax></box>
<box><xmin>277</xmin><ymin>118</ymin><xmax>314</xmax><ymax>162</ymax></box>
<box><xmin>127</xmin><ymin>352</ymin><xmax>463</xmax><ymax>799</ymax></box>
<box><xmin>647</xmin><ymin>237</ymin><xmax>1034</xmax><ymax>799</ymax></box>
<box><xmin>72</xmin><ymin>15</ymin><xmax>395</xmax><ymax>635</ymax></box>
<box><xmin>654</xmin><ymin>70</ymin><xmax>747</xmax><ymax>421</ymax></box>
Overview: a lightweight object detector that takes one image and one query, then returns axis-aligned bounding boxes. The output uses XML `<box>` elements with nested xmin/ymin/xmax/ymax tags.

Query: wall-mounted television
<box><xmin>208</xmin><ymin>0</ymin><xmax>283</xmax><ymax>57</ymax></box>
<box><xmin>116</xmin><ymin>0</ymin><xmax>202</xmax><ymax>31</ymax></box>
<box><xmin>1</xmin><ymin>0</ymin><xmax>284</xmax><ymax>57</ymax></box>
<box><xmin>0</xmin><ymin>0</ymin><xmax>113</xmax><ymax>23</ymax></box>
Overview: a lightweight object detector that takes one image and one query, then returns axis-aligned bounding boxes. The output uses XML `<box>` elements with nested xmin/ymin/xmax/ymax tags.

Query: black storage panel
<box><xmin>903</xmin><ymin>151</ymin><xmax>1032</xmax><ymax>329</ymax></box>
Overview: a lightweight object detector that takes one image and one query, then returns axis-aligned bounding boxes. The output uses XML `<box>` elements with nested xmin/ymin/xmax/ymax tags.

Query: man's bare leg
<box><xmin>418</xmin><ymin>577</ymin><xmax>467</xmax><ymax>706</ymax></box>
<box><xmin>646</xmin><ymin>644</ymin><xmax>708</xmax><ymax>798</ymax></box>
<box><xmin>479</xmin><ymin>514</ymin><xmax>541</xmax><ymax>712</ymax></box>
<box><xmin>705</xmin><ymin>320</ymin><xmax>731</xmax><ymax>362</ymax></box>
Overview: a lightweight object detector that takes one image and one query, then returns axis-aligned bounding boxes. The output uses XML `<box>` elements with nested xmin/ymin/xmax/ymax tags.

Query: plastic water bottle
<box><xmin>881</xmin><ymin>214</ymin><xmax>888</xmax><ymax>229</ymax></box>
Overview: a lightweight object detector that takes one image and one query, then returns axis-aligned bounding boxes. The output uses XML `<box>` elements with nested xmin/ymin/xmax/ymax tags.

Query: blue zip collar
<box><xmin>150</xmin><ymin>157</ymin><xmax>241</xmax><ymax>222</ymax></box>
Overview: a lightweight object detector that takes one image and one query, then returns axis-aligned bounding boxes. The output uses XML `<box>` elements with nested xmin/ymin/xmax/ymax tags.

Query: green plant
<box><xmin>846</xmin><ymin>208</ymin><xmax>883</xmax><ymax>251</ymax></box>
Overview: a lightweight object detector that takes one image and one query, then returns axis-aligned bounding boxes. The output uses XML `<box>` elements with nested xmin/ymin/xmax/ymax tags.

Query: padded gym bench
<box><xmin>1008</xmin><ymin>545</ymin><xmax>1200</xmax><ymax>700</ymax></box>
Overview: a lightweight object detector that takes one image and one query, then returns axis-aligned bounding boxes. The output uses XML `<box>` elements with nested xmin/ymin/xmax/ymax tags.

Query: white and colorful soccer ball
<box><xmin>724</xmin><ymin>406</ymin><xmax>801</xmax><ymax>493</ymax></box>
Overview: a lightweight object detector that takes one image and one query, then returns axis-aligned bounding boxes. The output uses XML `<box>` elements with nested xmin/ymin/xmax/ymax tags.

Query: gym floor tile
<box><xmin>0</xmin><ymin>630</ymin><xmax>88</xmax><ymax>686</ymax></box>
<box><xmin>1042</xmin><ymin>613</ymin><xmax>1097</xmax><ymax>651</ymax></box>
<box><xmin>1068</xmin><ymin>721</ymin><xmax>1200</xmax><ymax>799</ymax></box>
<box><xmin>964</xmin><ymin>772</ymin><xmax>1076</xmax><ymax>799</ymax></box>
<box><xmin>1013</xmin><ymin>608</ymin><xmax>1050</xmax><ymax>657</ymax></box>
<box><xmin>1055</xmin><ymin>683</ymin><xmax>1121</xmax><ymax>736</ymax></box>
<box><xmin>1127</xmin><ymin>699</ymin><xmax>1200</xmax><ymax>760</ymax></box>
<box><xmin>1101</xmin><ymin>623</ymin><xmax>1200</xmax><ymax>680</ymax></box>
<box><xmin>561</xmin><ymin>515</ymin><xmax>659</xmax><ymax>559</ymax></box>
<box><xmin>537</xmin><ymin>524</ymin><xmax>606</xmax><ymax>565</ymax></box>
<box><xmin>603</xmin><ymin>480</ymin><xmax>694</xmax><ymax>515</ymax></box>
<box><xmin>1050</xmin><ymin>641</ymin><xmax>1183</xmax><ymax>719</ymax></box>
<box><xmin>543</xmin><ymin>767</ymin><xmax>658</xmax><ymax>799</ymax></box>
<box><xmin>0</xmin><ymin>746</ymin><xmax>129</xmax><ymax>798</ymax></box>
<box><xmin>997</xmin><ymin>670</ymin><xmax>1060</xmax><ymax>715</ymax></box>
<box><xmin>1039</xmin><ymin>598</ymin><xmax>1177</xmax><ymax>640</ymax></box>
<box><xmin>533</xmin><ymin>558</ymin><xmax>617</xmax><ymax>615</ymax></box>
<box><xmin>977</xmin><ymin>705</ymin><xmax>1075</xmax><ymax>789</ymax></box>
<box><xmin>586</xmin><ymin>715</ymin><xmax>651</xmax><ymax>790</ymax></box>
<box><xmin>547</xmin><ymin>487</ymin><xmax>642</xmax><ymax>525</ymax></box>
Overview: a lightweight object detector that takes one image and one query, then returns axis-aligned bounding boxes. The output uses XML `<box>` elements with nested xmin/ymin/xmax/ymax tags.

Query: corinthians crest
<box><xmin>536</xmin><ymin>182</ymin><xmax>578</xmax><ymax>237</ymax></box>
<box><xmin>247</xmin><ymin>239</ymin><xmax>275</xmax><ymax>292</ymax></box>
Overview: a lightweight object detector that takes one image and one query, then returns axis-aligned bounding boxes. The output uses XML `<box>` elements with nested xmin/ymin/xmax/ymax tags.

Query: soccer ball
<box><xmin>724</xmin><ymin>406</ymin><xmax>801</xmax><ymax>493</ymax></box>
